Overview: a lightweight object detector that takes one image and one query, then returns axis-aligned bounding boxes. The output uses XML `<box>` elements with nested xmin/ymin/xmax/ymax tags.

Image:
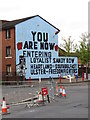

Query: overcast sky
<box><xmin>0</xmin><ymin>0</ymin><xmax>89</xmax><ymax>46</ymax></box>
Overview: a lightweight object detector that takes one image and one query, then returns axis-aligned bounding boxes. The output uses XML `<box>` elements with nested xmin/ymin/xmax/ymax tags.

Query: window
<box><xmin>6</xmin><ymin>65</ymin><xmax>12</xmax><ymax>75</ymax></box>
<box><xmin>6</xmin><ymin>29</ymin><xmax>11</xmax><ymax>39</ymax></box>
<box><xmin>6</xmin><ymin>46</ymin><xmax>11</xmax><ymax>57</ymax></box>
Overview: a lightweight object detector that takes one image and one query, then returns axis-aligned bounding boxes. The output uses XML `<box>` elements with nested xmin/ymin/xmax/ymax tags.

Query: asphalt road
<box><xmin>2</xmin><ymin>83</ymin><xmax>88</xmax><ymax>118</ymax></box>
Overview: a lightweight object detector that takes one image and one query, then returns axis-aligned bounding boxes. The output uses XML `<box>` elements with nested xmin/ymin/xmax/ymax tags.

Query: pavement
<box><xmin>1</xmin><ymin>82</ymin><xmax>88</xmax><ymax>118</ymax></box>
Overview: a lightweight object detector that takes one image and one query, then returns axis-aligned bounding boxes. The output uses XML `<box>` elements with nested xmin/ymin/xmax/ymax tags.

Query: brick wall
<box><xmin>2</xmin><ymin>28</ymin><xmax>16</xmax><ymax>81</ymax></box>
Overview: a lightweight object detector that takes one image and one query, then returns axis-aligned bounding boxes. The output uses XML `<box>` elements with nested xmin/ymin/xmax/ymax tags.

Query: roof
<box><xmin>1</xmin><ymin>15</ymin><xmax>60</xmax><ymax>32</ymax></box>
<box><xmin>58</xmin><ymin>47</ymin><xmax>66</xmax><ymax>56</ymax></box>
<box><xmin>58</xmin><ymin>47</ymin><xmax>79</xmax><ymax>57</ymax></box>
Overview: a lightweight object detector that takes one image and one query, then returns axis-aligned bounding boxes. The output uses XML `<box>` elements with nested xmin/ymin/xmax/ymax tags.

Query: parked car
<box><xmin>62</xmin><ymin>75</ymin><xmax>75</xmax><ymax>83</ymax></box>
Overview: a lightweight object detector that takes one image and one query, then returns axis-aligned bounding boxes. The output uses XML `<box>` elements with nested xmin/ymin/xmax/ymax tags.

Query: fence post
<box><xmin>59</xmin><ymin>75</ymin><xmax>61</xmax><ymax>83</ymax></box>
<box><xmin>39</xmin><ymin>77</ymin><xmax>41</xmax><ymax>91</ymax></box>
<box><xmin>76</xmin><ymin>75</ymin><xmax>78</xmax><ymax>82</ymax></box>
<box><xmin>82</xmin><ymin>72</ymin><xmax>84</xmax><ymax>81</ymax></box>
<box><xmin>87</xmin><ymin>73</ymin><xmax>88</xmax><ymax>80</ymax></box>
<box><xmin>47</xmin><ymin>94</ymin><xmax>50</xmax><ymax>103</ymax></box>
<box><xmin>31</xmin><ymin>85</ymin><xmax>34</xmax><ymax>105</ymax></box>
<box><xmin>51</xmin><ymin>83</ymin><xmax>54</xmax><ymax>100</ymax></box>
<box><xmin>29</xmin><ymin>77</ymin><xmax>31</xmax><ymax>85</ymax></box>
<box><xmin>50</xmin><ymin>76</ymin><xmax>52</xmax><ymax>83</ymax></box>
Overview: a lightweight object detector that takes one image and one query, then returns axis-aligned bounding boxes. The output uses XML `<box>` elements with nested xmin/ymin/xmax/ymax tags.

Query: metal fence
<box><xmin>2</xmin><ymin>80</ymin><xmax>59</xmax><ymax>106</ymax></box>
<box><xmin>1</xmin><ymin>75</ymin><xmax>90</xmax><ymax>108</ymax></box>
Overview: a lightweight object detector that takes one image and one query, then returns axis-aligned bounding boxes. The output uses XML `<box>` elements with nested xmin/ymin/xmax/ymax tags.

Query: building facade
<box><xmin>1</xmin><ymin>15</ymin><xmax>78</xmax><ymax>81</ymax></box>
<box><xmin>1</xmin><ymin>15</ymin><xmax>60</xmax><ymax>81</ymax></box>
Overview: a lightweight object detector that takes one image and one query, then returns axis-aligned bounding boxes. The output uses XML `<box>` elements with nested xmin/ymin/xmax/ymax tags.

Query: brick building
<box><xmin>0</xmin><ymin>15</ymin><xmax>60</xmax><ymax>81</ymax></box>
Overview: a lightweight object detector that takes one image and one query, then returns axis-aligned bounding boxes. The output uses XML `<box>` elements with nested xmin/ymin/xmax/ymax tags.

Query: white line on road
<box><xmin>29</xmin><ymin>109</ymin><xmax>41</xmax><ymax>113</ymax></box>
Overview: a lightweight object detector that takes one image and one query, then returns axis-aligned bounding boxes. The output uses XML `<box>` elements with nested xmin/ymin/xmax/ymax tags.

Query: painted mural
<box><xmin>15</xmin><ymin>16</ymin><xmax>78</xmax><ymax>79</ymax></box>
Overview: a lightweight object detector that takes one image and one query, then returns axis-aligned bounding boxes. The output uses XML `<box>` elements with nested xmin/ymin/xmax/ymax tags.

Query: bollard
<box><xmin>83</xmin><ymin>73</ymin><xmax>84</xmax><ymax>80</ymax></box>
<box><xmin>59</xmin><ymin>75</ymin><xmax>61</xmax><ymax>83</ymax></box>
<box><xmin>29</xmin><ymin>77</ymin><xmax>31</xmax><ymax>85</ymax></box>
<box><xmin>86</xmin><ymin>73</ymin><xmax>87</xmax><ymax>79</ymax></box>
<box><xmin>82</xmin><ymin>72</ymin><xmax>84</xmax><ymax>81</ymax></box>
<box><xmin>76</xmin><ymin>75</ymin><xmax>78</xmax><ymax>82</ymax></box>
<box><xmin>87</xmin><ymin>73</ymin><xmax>88</xmax><ymax>80</ymax></box>
<box><xmin>70</xmin><ymin>77</ymin><xmax>71</xmax><ymax>83</ymax></box>
<box><xmin>39</xmin><ymin>77</ymin><xmax>41</xmax><ymax>83</ymax></box>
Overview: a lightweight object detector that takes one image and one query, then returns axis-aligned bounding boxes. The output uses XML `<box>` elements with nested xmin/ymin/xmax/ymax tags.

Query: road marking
<box><xmin>29</xmin><ymin>110</ymin><xmax>35</xmax><ymax>113</ymax></box>
<box><xmin>29</xmin><ymin>109</ymin><xmax>41</xmax><ymax>113</ymax></box>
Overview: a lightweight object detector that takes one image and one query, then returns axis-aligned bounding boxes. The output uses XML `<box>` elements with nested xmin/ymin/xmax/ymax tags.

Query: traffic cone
<box><xmin>38</xmin><ymin>91</ymin><xmax>43</xmax><ymax>103</ymax></box>
<box><xmin>62</xmin><ymin>86</ymin><xmax>66</xmax><ymax>97</ymax></box>
<box><xmin>56</xmin><ymin>85</ymin><xmax>58</xmax><ymax>96</ymax></box>
<box><xmin>59</xmin><ymin>86</ymin><xmax>62</xmax><ymax>96</ymax></box>
<box><xmin>2</xmin><ymin>97</ymin><xmax>7</xmax><ymax>114</ymax></box>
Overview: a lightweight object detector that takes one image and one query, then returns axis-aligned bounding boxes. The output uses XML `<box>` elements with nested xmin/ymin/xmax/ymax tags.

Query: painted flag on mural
<box><xmin>55</xmin><ymin>45</ymin><xmax>58</xmax><ymax>51</ymax></box>
<box><xmin>17</xmin><ymin>42</ymin><xmax>22</xmax><ymax>50</ymax></box>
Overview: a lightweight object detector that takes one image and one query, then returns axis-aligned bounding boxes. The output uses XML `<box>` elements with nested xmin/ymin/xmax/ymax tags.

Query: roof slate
<box><xmin>1</xmin><ymin>15</ymin><xmax>60</xmax><ymax>32</ymax></box>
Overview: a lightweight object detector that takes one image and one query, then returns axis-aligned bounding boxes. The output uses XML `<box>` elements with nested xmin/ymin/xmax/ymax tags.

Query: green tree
<box><xmin>62</xmin><ymin>36</ymin><xmax>78</xmax><ymax>56</ymax></box>
<box><xmin>78</xmin><ymin>32</ymin><xmax>90</xmax><ymax>73</ymax></box>
<box><xmin>79</xmin><ymin>33</ymin><xmax>88</xmax><ymax>65</ymax></box>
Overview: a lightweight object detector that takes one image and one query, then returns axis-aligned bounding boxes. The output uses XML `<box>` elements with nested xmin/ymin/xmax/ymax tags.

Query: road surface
<box><xmin>2</xmin><ymin>83</ymin><xmax>88</xmax><ymax>118</ymax></box>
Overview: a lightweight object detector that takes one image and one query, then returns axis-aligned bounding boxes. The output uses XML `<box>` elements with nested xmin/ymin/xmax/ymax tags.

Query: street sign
<box><xmin>42</xmin><ymin>87</ymin><xmax>48</xmax><ymax>96</ymax></box>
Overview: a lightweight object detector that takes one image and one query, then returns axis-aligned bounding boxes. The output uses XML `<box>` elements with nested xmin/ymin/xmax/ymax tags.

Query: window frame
<box><xmin>6</xmin><ymin>46</ymin><xmax>11</xmax><ymax>57</ymax></box>
<box><xmin>6</xmin><ymin>29</ymin><xmax>11</xmax><ymax>39</ymax></box>
<box><xmin>6</xmin><ymin>64</ymin><xmax>12</xmax><ymax>76</ymax></box>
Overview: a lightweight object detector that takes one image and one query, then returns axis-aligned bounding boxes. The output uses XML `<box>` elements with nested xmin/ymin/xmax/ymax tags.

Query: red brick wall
<box><xmin>0</xmin><ymin>30</ymin><xmax>2</xmax><ymax>79</ymax></box>
<box><xmin>2</xmin><ymin>28</ymin><xmax>16</xmax><ymax>78</ymax></box>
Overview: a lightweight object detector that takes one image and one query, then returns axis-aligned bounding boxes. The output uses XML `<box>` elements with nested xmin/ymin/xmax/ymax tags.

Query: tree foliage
<box><xmin>60</xmin><ymin>33</ymin><xmax>89</xmax><ymax>67</ymax></box>
<box><xmin>79</xmin><ymin>33</ymin><xmax>88</xmax><ymax>65</ymax></box>
<box><xmin>62</xmin><ymin>36</ymin><xmax>78</xmax><ymax>56</ymax></box>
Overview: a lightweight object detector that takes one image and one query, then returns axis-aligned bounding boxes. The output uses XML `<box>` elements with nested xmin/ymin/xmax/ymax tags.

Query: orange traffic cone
<box><xmin>38</xmin><ymin>91</ymin><xmax>43</xmax><ymax>103</ymax></box>
<box><xmin>2</xmin><ymin>97</ymin><xmax>7</xmax><ymax>114</ymax></box>
<box><xmin>62</xmin><ymin>86</ymin><xmax>66</xmax><ymax>97</ymax></box>
<box><xmin>59</xmin><ymin>86</ymin><xmax>62</xmax><ymax>96</ymax></box>
<box><xmin>56</xmin><ymin>85</ymin><xmax>58</xmax><ymax>96</ymax></box>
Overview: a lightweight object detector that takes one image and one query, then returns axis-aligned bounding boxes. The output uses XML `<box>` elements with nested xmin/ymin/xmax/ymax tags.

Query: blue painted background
<box><xmin>15</xmin><ymin>16</ymin><xmax>78</xmax><ymax>79</ymax></box>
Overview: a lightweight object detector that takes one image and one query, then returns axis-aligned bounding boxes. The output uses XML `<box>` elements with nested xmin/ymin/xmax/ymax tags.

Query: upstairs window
<box><xmin>6</xmin><ymin>46</ymin><xmax>11</xmax><ymax>57</ymax></box>
<box><xmin>6</xmin><ymin>29</ymin><xmax>11</xmax><ymax>39</ymax></box>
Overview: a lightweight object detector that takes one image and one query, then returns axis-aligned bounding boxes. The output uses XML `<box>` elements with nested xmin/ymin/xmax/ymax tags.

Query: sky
<box><xmin>0</xmin><ymin>0</ymin><xmax>89</xmax><ymax>47</ymax></box>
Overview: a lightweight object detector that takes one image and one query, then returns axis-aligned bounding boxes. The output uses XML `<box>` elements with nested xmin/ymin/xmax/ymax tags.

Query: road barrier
<box><xmin>1</xmin><ymin>74</ymin><xmax>89</xmax><ymax>86</ymax></box>
<box><xmin>1</xmin><ymin>80</ymin><xmax>65</xmax><ymax>107</ymax></box>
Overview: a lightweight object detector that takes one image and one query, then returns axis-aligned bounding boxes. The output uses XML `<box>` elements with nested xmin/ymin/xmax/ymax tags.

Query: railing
<box><xmin>1</xmin><ymin>80</ymin><xmax>58</xmax><ymax>105</ymax></box>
